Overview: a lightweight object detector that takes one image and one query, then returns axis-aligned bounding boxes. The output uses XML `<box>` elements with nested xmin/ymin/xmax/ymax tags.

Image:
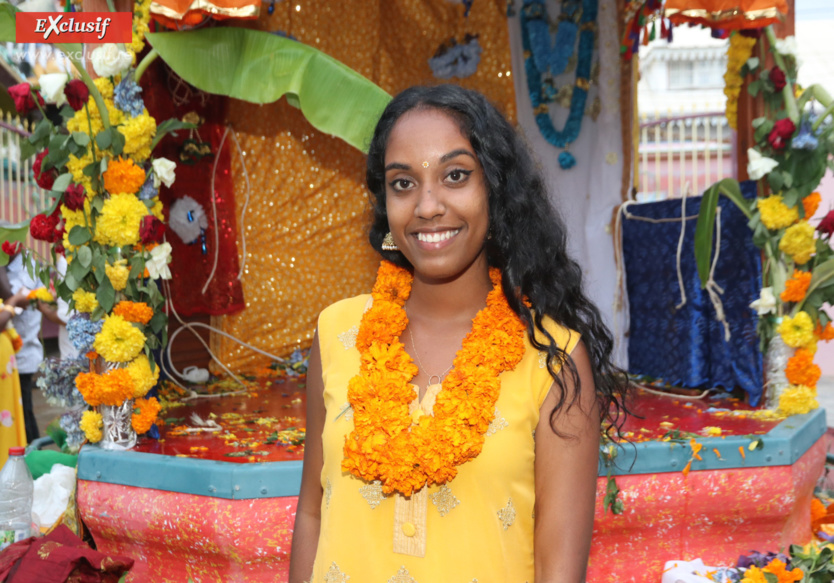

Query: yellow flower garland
<box><xmin>342</xmin><ymin>261</ymin><xmax>527</xmax><ymax>496</ymax></box>
<box><xmin>724</xmin><ymin>33</ymin><xmax>757</xmax><ymax>130</ymax></box>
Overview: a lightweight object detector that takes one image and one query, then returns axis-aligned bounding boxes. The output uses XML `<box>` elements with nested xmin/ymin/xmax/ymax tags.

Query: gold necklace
<box><xmin>407</xmin><ymin>322</ymin><xmax>454</xmax><ymax>389</ymax></box>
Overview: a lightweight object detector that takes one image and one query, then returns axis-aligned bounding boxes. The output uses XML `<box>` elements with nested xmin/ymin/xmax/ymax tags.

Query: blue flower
<box><xmin>60</xmin><ymin>409</ymin><xmax>87</xmax><ymax>453</ymax></box>
<box><xmin>67</xmin><ymin>314</ymin><xmax>103</xmax><ymax>354</ymax></box>
<box><xmin>558</xmin><ymin>150</ymin><xmax>576</xmax><ymax>169</ymax></box>
<box><xmin>138</xmin><ymin>177</ymin><xmax>158</xmax><ymax>201</ymax></box>
<box><xmin>428</xmin><ymin>35</ymin><xmax>482</xmax><ymax>80</ymax></box>
<box><xmin>792</xmin><ymin>120</ymin><xmax>819</xmax><ymax>150</ymax></box>
<box><xmin>114</xmin><ymin>76</ymin><xmax>145</xmax><ymax>118</ymax></box>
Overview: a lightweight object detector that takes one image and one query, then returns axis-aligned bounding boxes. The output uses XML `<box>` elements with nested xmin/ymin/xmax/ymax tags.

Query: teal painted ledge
<box><xmin>78</xmin><ymin>408</ymin><xmax>826</xmax><ymax>499</ymax></box>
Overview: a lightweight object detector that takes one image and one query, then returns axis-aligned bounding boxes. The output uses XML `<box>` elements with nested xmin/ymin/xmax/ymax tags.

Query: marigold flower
<box><xmin>816</xmin><ymin>321</ymin><xmax>834</xmax><ymax>342</ymax></box>
<box><xmin>94</xmin><ymin>315</ymin><xmax>146</xmax><ymax>363</ymax></box>
<box><xmin>812</xmin><ymin>498</ymin><xmax>827</xmax><ymax>525</ymax></box>
<box><xmin>778</xmin><ymin>384</ymin><xmax>818</xmax><ymax>417</ymax></box>
<box><xmin>72</xmin><ymin>289</ymin><xmax>99</xmax><ymax>313</ymax></box>
<box><xmin>127</xmin><ymin>354</ymin><xmax>159</xmax><ymax>398</ymax></box>
<box><xmin>779</xmin><ymin>221</ymin><xmax>816</xmax><ymax>265</ymax></box>
<box><xmin>132</xmin><ymin>396</ymin><xmax>161</xmax><ymax>434</ymax></box>
<box><xmin>803</xmin><ymin>192</ymin><xmax>821</xmax><ymax>218</ymax></box>
<box><xmin>80</xmin><ymin>410</ymin><xmax>103</xmax><ymax>443</ymax></box>
<box><xmin>785</xmin><ymin>348</ymin><xmax>821</xmax><ymax>388</ymax></box>
<box><xmin>778</xmin><ymin>311</ymin><xmax>815</xmax><ymax>348</ymax></box>
<box><xmin>94</xmin><ymin>193</ymin><xmax>147</xmax><ymax>247</ymax></box>
<box><xmin>741</xmin><ymin>565</ymin><xmax>767</xmax><ymax>583</ymax></box>
<box><xmin>103</xmin><ymin>157</ymin><xmax>146</xmax><ymax>195</ymax></box>
<box><xmin>117</xmin><ymin>112</ymin><xmax>156</xmax><ymax>162</ymax></box>
<box><xmin>763</xmin><ymin>558</ymin><xmax>803</xmax><ymax>583</ymax></box>
<box><xmin>780</xmin><ymin>269</ymin><xmax>812</xmax><ymax>303</ymax></box>
<box><xmin>113</xmin><ymin>301</ymin><xmax>153</xmax><ymax>325</ymax></box>
<box><xmin>757</xmin><ymin>195</ymin><xmax>798</xmax><ymax>231</ymax></box>
<box><xmin>105</xmin><ymin>260</ymin><xmax>129</xmax><ymax>291</ymax></box>
<box><xmin>76</xmin><ymin>369</ymin><xmax>135</xmax><ymax>407</ymax></box>
<box><xmin>27</xmin><ymin>288</ymin><xmax>54</xmax><ymax>303</ymax></box>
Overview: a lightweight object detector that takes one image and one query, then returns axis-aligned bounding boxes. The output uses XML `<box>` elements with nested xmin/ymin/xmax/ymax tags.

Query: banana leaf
<box><xmin>693</xmin><ymin>178</ymin><xmax>753</xmax><ymax>288</ymax></box>
<box><xmin>146</xmin><ymin>28</ymin><xmax>391</xmax><ymax>154</ymax></box>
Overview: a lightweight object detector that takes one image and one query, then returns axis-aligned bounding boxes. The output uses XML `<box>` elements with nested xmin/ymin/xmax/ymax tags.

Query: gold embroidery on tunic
<box><xmin>538</xmin><ymin>351</ymin><xmax>547</xmax><ymax>369</ymax></box>
<box><xmin>325</xmin><ymin>478</ymin><xmax>332</xmax><ymax>509</ymax></box>
<box><xmin>359</xmin><ymin>480</ymin><xmax>384</xmax><ymax>509</ymax></box>
<box><xmin>485</xmin><ymin>409</ymin><xmax>508</xmax><ymax>436</ymax></box>
<box><xmin>335</xmin><ymin>402</ymin><xmax>353</xmax><ymax>422</ymax></box>
<box><xmin>388</xmin><ymin>566</ymin><xmax>417</xmax><ymax>583</ymax></box>
<box><xmin>498</xmin><ymin>498</ymin><xmax>516</xmax><ymax>530</ymax></box>
<box><xmin>37</xmin><ymin>541</ymin><xmax>61</xmax><ymax>559</ymax></box>
<box><xmin>324</xmin><ymin>562</ymin><xmax>350</xmax><ymax>582</ymax></box>
<box><xmin>429</xmin><ymin>484</ymin><xmax>460</xmax><ymax>517</ymax></box>
<box><xmin>338</xmin><ymin>326</ymin><xmax>359</xmax><ymax>350</ymax></box>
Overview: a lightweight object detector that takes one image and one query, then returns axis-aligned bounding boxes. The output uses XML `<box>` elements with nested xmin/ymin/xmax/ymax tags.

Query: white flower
<box><xmin>774</xmin><ymin>36</ymin><xmax>799</xmax><ymax>58</ymax></box>
<box><xmin>151</xmin><ymin>158</ymin><xmax>177</xmax><ymax>188</ymax></box>
<box><xmin>38</xmin><ymin>73</ymin><xmax>68</xmax><ymax>106</ymax></box>
<box><xmin>750</xmin><ymin>287</ymin><xmax>776</xmax><ymax>316</ymax></box>
<box><xmin>146</xmin><ymin>242</ymin><xmax>172</xmax><ymax>280</ymax></box>
<box><xmin>90</xmin><ymin>44</ymin><xmax>132</xmax><ymax>78</ymax></box>
<box><xmin>746</xmin><ymin>148</ymin><xmax>779</xmax><ymax>180</ymax></box>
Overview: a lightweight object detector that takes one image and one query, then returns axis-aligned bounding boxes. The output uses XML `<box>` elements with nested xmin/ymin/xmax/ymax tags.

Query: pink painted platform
<box><xmin>76</xmin><ymin>382</ymin><xmax>828</xmax><ymax>582</ymax></box>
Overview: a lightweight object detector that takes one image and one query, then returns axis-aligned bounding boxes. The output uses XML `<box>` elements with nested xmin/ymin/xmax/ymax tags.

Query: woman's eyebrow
<box><xmin>440</xmin><ymin>149</ymin><xmax>477</xmax><ymax>163</ymax></box>
<box><xmin>384</xmin><ymin>162</ymin><xmax>411</xmax><ymax>172</ymax></box>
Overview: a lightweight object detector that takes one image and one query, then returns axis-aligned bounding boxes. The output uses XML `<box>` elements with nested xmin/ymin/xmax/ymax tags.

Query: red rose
<box><xmin>63</xmin><ymin>184</ymin><xmax>86</xmax><ymax>211</ymax></box>
<box><xmin>54</xmin><ymin>242</ymin><xmax>65</xmax><ymax>256</ymax></box>
<box><xmin>29</xmin><ymin>213</ymin><xmax>59</xmax><ymax>242</ymax></box>
<box><xmin>769</xmin><ymin>66</ymin><xmax>787</xmax><ymax>92</ymax></box>
<box><xmin>139</xmin><ymin>216</ymin><xmax>166</xmax><ymax>245</ymax></box>
<box><xmin>1</xmin><ymin>241</ymin><xmax>21</xmax><ymax>256</ymax></box>
<box><xmin>51</xmin><ymin>225</ymin><xmax>65</xmax><ymax>245</ymax></box>
<box><xmin>767</xmin><ymin>118</ymin><xmax>796</xmax><ymax>151</ymax></box>
<box><xmin>64</xmin><ymin>80</ymin><xmax>89</xmax><ymax>112</ymax></box>
<box><xmin>818</xmin><ymin>209</ymin><xmax>834</xmax><ymax>236</ymax></box>
<box><xmin>7</xmin><ymin>83</ymin><xmax>42</xmax><ymax>116</ymax></box>
<box><xmin>33</xmin><ymin>150</ymin><xmax>57</xmax><ymax>190</ymax></box>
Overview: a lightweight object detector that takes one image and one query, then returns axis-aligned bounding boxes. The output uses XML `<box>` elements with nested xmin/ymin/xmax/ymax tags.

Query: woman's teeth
<box><xmin>416</xmin><ymin>229</ymin><xmax>460</xmax><ymax>243</ymax></box>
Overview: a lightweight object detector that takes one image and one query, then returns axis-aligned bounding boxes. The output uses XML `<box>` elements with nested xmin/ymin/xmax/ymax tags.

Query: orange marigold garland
<box><xmin>112</xmin><ymin>300</ymin><xmax>154</xmax><ymax>325</ymax></box>
<box><xmin>785</xmin><ymin>348</ymin><xmax>821</xmax><ymax>388</ymax></box>
<box><xmin>343</xmin><ymin>261</ymin><xmax>527</xmax><ymax>496</ymax></box>
<box><xmin>816</xmin><ymin>321</ymin><xmax>834</xmax><ymax>342</ymax></box>
<box><xmin>780</xmin><ymin>269</ymin><xmax>812</xmax><ymax>303</ymax></box>
<box><xmin>132</xmin><ymin>396</ymin><xmax>161</xmax><ymax>434</ymax></box>
<box><xmin>102</xmin><ymin>156</ymin><xmax>146</xmax><ymax>195</ymax></box>
<box><xmin>75</xmin><ymin>368</ymin><xmax>135</xmax><ymax>407</ymax></box>
<box><xmin>803</xmin><ymin>191</ymin><xmax>821</xmax><ymax>218</ymax></box>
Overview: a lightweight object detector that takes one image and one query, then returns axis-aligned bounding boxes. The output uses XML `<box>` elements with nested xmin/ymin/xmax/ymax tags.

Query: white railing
<box><xmin>0</xmin><ymin>113</ymin><xmax>52</xmax><ymax>263</ymax></box>
<box><xmin>637</xmin><ymin>110</ymin><xmax>736</xmax><ymax>201</ymax></box>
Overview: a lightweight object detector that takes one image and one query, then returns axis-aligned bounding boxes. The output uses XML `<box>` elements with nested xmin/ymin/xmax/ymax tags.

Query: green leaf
<box><xmin>68</xmin><ymin>226</ymin><xmax>91</xmax><ymax>246</ymax></box>
<box><xmin>763</xmin><ymin>573</ymin><xmax>778</xmax><ymax>583</ymax></box>
<box><xmin>110</xmin><ymin>129</ymin><xmax>125</xmax><ymax>156</ymax></box>
<box><xmin>0</xmin><ymin>222</ymin><xmax>29</xmax><ymax>267</ymax></box>
<box><xmin>64</xmin><ymin>271</ymin><xmax>78</xmax><ymax>291</ymax></box>
<box><xmin>797</xmin><ymin>258</ymin><xmax>834</xmax><ymax>314</ymax></box>
<box><xmin>749</xmin><ymin>80</ymin><xmax>762</xmax><ymax>97</ymax></box>
<box><xmin>30</xmin><ymin>119</ymin><xmax>52</xmax><ymax>144</ymax></box>
<box><xmin>95</xmin><ymin>130</ymin><xmax>112</xmax><ymax>150</ymax></box>
<box><xmin>752</xmin><ymin>116</ymin><xmax>768</xmax><ymax>129</ymax></box>
<box><xmin>59</xmin><ymin>105</ymin><xmax>75</xmax><ymax>120</ymax></box>
<box><xmin>76</xmin><ymin>245</ymin><xmax>92</xmax><ymax>268</ymax></box>
<box><xmin>149</xmin><ymin>311</ymin><xmax>166</xmax><ymax>334</ymax></box>
<box><xmin>694</xmin><ymin>183</ymin><xmax>720</xmax><ymax>288</ymax></box>
<box><xmin>19</xmin><ymin>140</ymin><xmax>35</xmax><ymax>163</ymax></box>
<box><xmin>72</xmin><ymin>132</ymin><xmax>91</xmax><ymax>147</ymax></box>
<box><xmin>69</xmin><ymin>256</ymin><xmax>90</xmax><ymax>281</ymax></box>
<box><xmin>0</xmin><ymin>4</ymin><xmax>16</xmax><ymax>43</ymax></box>
<box><xmin>146</xmin><ymin>27</ymin><xmax>392</xmax><ymax>153</ymax></box>
<box><xmin>782</xmin><ymin>188</ymin><xmax>800</xmax><ymax>208</ymax></box>
<box><xmin>96</xmin><ymin>276</ymin><xmax>115</xmax><ymax>313</ymax></box>
<box><xmin>51</xmin><ymin>173</ymin><xmax>71</xmax><ymax>194</ymax></box>
<box><xmin>151</xmin><ymin>119</ymin><xmax>197</xmax><ymax>151</ymax></box>
<box><xmin>768</xmin><ymin>170</ymin><xmax>784</xmax><ymax>193</ymax></box>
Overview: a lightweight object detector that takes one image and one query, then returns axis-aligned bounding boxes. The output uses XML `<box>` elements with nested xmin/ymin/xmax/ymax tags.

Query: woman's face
<box><xmin>383</xmin><ymin>108</ymin><xmax>489</xmax><ymax>283</ymax></box>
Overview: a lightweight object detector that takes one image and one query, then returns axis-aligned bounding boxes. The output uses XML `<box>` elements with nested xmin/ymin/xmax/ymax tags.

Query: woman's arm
<box><xmin>288</xmin><ymin>331</ymin><xmax>326</xmax><ymax>583</ymax></box>
<box><xmin>534</xmin><ymin>341</ymin><xmax>600</xmax><ymax>583</ymax></box>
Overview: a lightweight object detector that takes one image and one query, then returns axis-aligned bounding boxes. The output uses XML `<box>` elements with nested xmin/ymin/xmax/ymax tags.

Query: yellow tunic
<box><xmin>312</xmin><ymin>295</ymin><xmax>580</xmax><ymax>583</ymax></box>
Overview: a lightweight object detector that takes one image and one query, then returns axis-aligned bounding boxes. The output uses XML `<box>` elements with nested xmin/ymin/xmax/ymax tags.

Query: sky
<box><xmin>796</xmin><ymin>0</ymin><xmax>834</xmax><ymax>21</ymax></box>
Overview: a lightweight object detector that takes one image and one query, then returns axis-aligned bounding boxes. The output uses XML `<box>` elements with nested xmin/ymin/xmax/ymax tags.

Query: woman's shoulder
<box><xmin>318</xmin><ymin>294</ymin><xmax>372</xmax><ymax>327</ymax></box>
<box><xmin>532</xmin><ymin>313</ymin><xmax>581</xmax><ymax>354</ymax></box>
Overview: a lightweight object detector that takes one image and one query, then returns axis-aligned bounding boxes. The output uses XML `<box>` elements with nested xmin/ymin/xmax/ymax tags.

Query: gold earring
<box><xmin>382</xmin><ymin>232</ymin><xmax>399</xmax><ymax>251</ymax></box>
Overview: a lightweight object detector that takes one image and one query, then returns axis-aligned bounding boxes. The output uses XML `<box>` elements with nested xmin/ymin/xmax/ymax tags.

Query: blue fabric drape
<box><xmin>622</xmin><ymin>181</ymin><xmax>763</xmax><ymax>404</ymax></box>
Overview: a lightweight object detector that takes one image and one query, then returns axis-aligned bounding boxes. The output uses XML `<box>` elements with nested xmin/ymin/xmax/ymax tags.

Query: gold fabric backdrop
<box><xmin>213</xmin><ymin>0</ymin><xmax>516</xmax><ymax>371</ymax></box>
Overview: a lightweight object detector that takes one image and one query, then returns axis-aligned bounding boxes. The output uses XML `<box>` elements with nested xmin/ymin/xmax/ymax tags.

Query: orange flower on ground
<box><xmin>786</xmin><ymin>348</ymin><xmax>821</xmax><ymax>388</ymax></box>
<box><xmin>803</xmin><ymin>191</ymin><xmax>822</xmax><ymax>218</ymax></box>
<box><xmin>112</xmin><ymin>301</ymin><xmax>154</xmax><ymax>325</ymax></box>
<box><xmin>780</xmin><ymin>269</ymin><xmax>812</xmax><ymax>303</ymax></box>
<box><xmin>132</xmin><ymin>396</ymin><xmax>161</xmax><ymax>434</ymax></box>
<box><xmin>764</xmin><ymin>558</ymin><xmax>803</xmax><ymax>583</ymax></box>
<box><xmin>741</xmin><ymin>566</ymin><xmax>767</xmax><ymax>583</ymax></box>
<box><xmin>102</xmin><ymin>156</ymin><xmax>146</xmax><ymax>195</ymax></box>
<box><xmin>812</xmin><ymin>498</ymin><xmax>827</xmax><ymax>526</ymax></box>
<box><xmin>816</xmin><ymin>321</ymin><xmax>834</xmax><ymax>342</ymax></box>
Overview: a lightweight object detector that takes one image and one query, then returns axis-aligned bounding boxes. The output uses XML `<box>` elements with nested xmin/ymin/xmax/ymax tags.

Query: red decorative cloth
<box><xmin>140</xmin><ymin>60</ymin><xmax>245</xmax><ymax>316</ymax></box>
<box><xmin>0</xmin><ymin>525</ymin><xmax>133</xmax><ymax>582</ymax></box>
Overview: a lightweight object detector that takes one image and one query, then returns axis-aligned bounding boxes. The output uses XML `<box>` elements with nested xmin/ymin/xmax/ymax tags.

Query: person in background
<box><xmin>2</xmin><ymin>251</ymin><xmax>43</xmax><ymax>443</ymax></box>
<box><xmin>34</xmin><ymin>256</ymin><xmax>78</xmax><ymax>361</ymax></box>
<box><xmin>0</xmin><ymin>269</ymin><xmax>30</xmax><ymax>463</ymax></box>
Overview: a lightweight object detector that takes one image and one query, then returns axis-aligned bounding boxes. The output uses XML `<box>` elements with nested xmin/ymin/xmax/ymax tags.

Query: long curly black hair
<box><xmin>365</xmin><ymin>84</ymin><xmax>629</xmax><ymax>436</ymax></box>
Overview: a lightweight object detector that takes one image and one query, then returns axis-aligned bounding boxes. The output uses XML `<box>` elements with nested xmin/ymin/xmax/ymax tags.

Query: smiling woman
<box><xmin>289</xmin><ymin>84</ymin><xmax>630</xmax><ymax>583</ymax></box>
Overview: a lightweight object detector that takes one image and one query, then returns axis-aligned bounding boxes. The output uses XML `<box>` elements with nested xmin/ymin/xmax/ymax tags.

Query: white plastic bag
<box><xmin>32</xmin><ymin>465</ymin><xmax>76</xmax><ymax>529</ymax></box>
